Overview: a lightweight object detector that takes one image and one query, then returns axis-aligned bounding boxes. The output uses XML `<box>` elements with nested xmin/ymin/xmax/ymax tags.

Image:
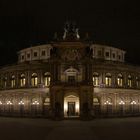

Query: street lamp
<box><xmin>7</xmin><ymin>101</ymin><xmax>13</xmax><ymax>114</ymax></box>
<box><xmin>18</xmin><ymin>100</ymin><xmax>24</xmax><ymax>105</ymax></box>
<box><xmin>104</xmin><ymin>100</ymin><xmax>112</xmax><ymax>115</ymax></box>
<box><xmin>131</xmin><ymin>100</ymin><xmax>137</xmax><ymax>113</ymax></box>
<box><xmin>18</xmin><ymin>100</ymin><xmax>25</xmax><ymax>116</ymax></box>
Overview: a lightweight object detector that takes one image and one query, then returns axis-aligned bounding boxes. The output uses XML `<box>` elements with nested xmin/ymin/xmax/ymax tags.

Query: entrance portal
<box><xmin>64</xmin><ymin>94</ymin><xmax>79</xmax><ymax>117</ymax></box>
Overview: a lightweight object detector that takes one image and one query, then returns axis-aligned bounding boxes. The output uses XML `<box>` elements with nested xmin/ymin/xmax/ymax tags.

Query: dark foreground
<box><xmin>0</xmin><ymin>117</ymin><xmax>140</xmax><ymax>140</ymax></box>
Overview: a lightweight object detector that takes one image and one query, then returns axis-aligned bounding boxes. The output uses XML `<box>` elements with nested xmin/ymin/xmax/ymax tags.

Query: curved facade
<box><xmin>0</xmin><ymin>23</ymin><xmax>140</xmax><ymax>119</ymax></box>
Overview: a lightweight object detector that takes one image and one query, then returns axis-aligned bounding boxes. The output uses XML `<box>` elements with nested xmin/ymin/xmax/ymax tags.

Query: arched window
<box><xmin>128</xmin><ymin>75</ymin><xmax>132</xmax><ymax>87</ymax></box>
<box><xmin>3</xmin><ymin>77</ymin><xmax>7</xmax><ymax>88</ymax></box>
<box><xmin>104</xmin><ymin>97</ymin><xmax>112</xmax><ymax>114</ymax></box>
<box><xmin>65</xmin><ymin>67</ymin><xmax>78</xmax><ymax>83</ymax></box>
<box><xmin>11</xmin><ymin>75</ymin><xmax>15</xmax><ymax>88</ymax></box>
<box><xmin>93</xmin><ymin>97</ymin><xmax>100</xmax><ymax>105</ymax></box>
<box><xmin>44</xmin><ymin>72</ymin><xmax>51</xmax><ymax>86</ymax></box>
<box><xmin>93</xmin><ymin>72</ymin><xmax>99</xmax><ymax>86</ymax></box>
<box><xmin>44</xmin><ymin>97</ymin><xmax>50</xmax><ymax>105</ymax></box>
<box><xmin>136</xmin><ymin>77</ymin><xmax>139</xmax><ymax>88</ymax></box>
<box><xmin>117</xmin><ymin>74</ymin><xmax>123</xmax><ymax>87</ymax></box>
<box><xmin>31</xmin><ymin>73</ymin><xmax>38</xmax><ymax>86</ymax></box>
<box><xmin>105</xmin><ymin>73</ymin><xmax>112</xmax><ymax>86</ymax></box>
<box><xmin>20</xmin><ymin>74</ymin><xmax>26</xmax><ymax>87</ymax></box>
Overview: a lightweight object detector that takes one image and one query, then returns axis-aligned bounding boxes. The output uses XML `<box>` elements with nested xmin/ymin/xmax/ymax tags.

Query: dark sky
<box><xmin>0</xmin><ymin>0</ymin><xmax>140</xmax><ymax>66</ymax></box>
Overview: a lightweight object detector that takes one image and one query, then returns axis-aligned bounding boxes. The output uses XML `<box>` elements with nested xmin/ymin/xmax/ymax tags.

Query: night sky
<box><xmin>0</xmin><ymin>1</ymin><xmax>140</xmax><ymax>66</ymax></box>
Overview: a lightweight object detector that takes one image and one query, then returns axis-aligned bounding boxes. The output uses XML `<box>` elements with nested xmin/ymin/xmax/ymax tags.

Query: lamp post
<box><xmin>131</xmin><ymin>101</ymin><xmax>137</xmax><ymax>113</ymax></box>
<box><xmin>18</xmin><ymin>100</ymin><xmax>25</xmax><ymax>116</ymax></box>
<box><xmin>104</xmin><ymin>100</ymin><xmax>112</xmax><ymax>116</ymax></box>
<box><xmin>119</xmin><ymin>100</ymin><xmax>125</xmax><ymax>115</ymax></box>
<box><xmin>7</xmin><ymin>101</ymin><xmax>13</xmax><ymax>115</ymax></box>
<box><xmin>0</xmin><ymin>101</ymin><xmax>2</xmax><ymax>115</ymax></box>
<box><xmin>32</xmin><ymin>100</ymin><xmax>39</xmax><ymax>116</ymax></box>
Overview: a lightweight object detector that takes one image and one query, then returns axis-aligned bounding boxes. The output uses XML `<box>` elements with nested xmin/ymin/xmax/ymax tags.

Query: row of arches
<box><xmin>93</xmin><ymin>72</ymin><xmax>140</xmax><ymax>88</ymax></box>
<box><xmin>0</xmin><ymin>96</ymin><xmax>50</xmax><ymax>116</ymax></box>
<box><xmin>0</xmin><ymin>72</ymin><xmax>51</xmax><ymax>89</ymax></box>
<box><xmin>93</xmin><ymin>96</ymin><xmax>140</xmax><ymax>116</ymax></box>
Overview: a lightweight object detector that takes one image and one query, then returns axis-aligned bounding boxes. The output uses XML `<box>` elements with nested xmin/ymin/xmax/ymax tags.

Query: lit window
<box><xmin>93</xmin><ymin>72</ymin><xmax>99</xmax><ymax>86</ymax></box>
<box><xmin>44</xmin><ymin>72</ymin><xmax>51</xmax><ymax>86</ymax></box>
<box><xmin>31</xmin><ymin>73</ymin><xmax>38</xmax><ymax>86</ymax></box>
<box><xmin>44</xmin><ymin>97</ymin><xmax>50</xmax><ymax>105</ymax></box>
<box><xmin>117</xmin><ymin>74</ymin><xmax>123</xmax><ymax>87</ymax></box>
<box><xmin>136</xmin><ymin>77</ymin><xmax>139</xmax><ymax>88</ymax></box>
<box><xmin>128</xmin><ymin>75</ymin><xmax>132</xmax><ymax>87</ymax></box>
<box><xmin>11</xmin><ymin>75</ymin><xmax>15</xmax><ymax>88</ymax></box>
<box><xmin>105</xmin><ymin>73</ymin><xmax>111</xmax><ymax>86</ymax></box>
<box><xmin>20</xmin><ymin>74</ymin><xmax>26</xmax><ymax>87</ymax></box>
<box><xmin>93</xmin><ymin>97</ymin><xmax>100</xmax><ymax>105</ymax></box>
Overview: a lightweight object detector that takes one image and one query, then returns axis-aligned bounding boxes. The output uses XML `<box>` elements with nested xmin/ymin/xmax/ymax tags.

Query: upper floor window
<box><xmin>31</xmin><ymin>73</ymin><xmax>38</xmax><ymax>86</ymax></box>
<box><xmin>105</xmin><ymin>52</ymin><xmax>110</xmax><ymax>57</ymax></box>
<box><xmin>44</xmin><ymin>72</ymin><xmax>51</xmax><ymax>86</ymax></box>
<box><xmin>11</xmin><ymin>75</ymin><xmax>16</xmax><ymax>88</ymax></box>
<box><xmin>34</xmin><ymin>52</ymin><xmax>38</xmax><ymax>57</ymax></box>
<box><xmin>128</xmin><ymin>75</ymin><xmax>132</xmax><ymax>87</ymax></box>
<box><xmin>68</xmin><ymin>76</ymin><xmax>75</xmax><ymax>83</ymax></box>
<box><xmin>42</xmin><ymin>50</ymin><xmax>46</xmax><ymax>56</ymax></box>
<box><xmin>3</xmin><ymin>77</ymin><xmax>7</xmax><ymax>88</ymax></box>
<box><xmin>21</xmin><ymin>55</ymin><xmax>25</xmax><ymax>60</ymax></box>
<box><xmin>27</xmin><ymin>53</ymin><xmax>30</xmax><ymax>58</ymax></box>
<box><xmin>105</xmin><ymin>73</ymin><xmax>112</xmax><ymax>86</ymax></box>
<box><xmin>118</xmin><ymin>55</ymin><xmax>121</xmax><ymax>60</ymax></box>
<box><xmin>136</xmin><ymin>77</ymin><xmax>139</xmax><ymax>88</ymax></box>
<box><xmin>20</xmin><ymin>74</ymin><xmax>26</xmax><ymax>87</ymax></box>
<box><xmin>97</xmin><ymin>50</ymin><xmax>102</xmax><ymax>56</ymax></box>
<box><xmin>65</xmin><ymin>67</ymin><xmax>78</xmax><ymax>83</ymax></box>
<box><xmin>112</xmin><ymin>53</ymin><xmax>116</xmax><ymax>58</ymax></box>
<box><xmin>117</xmin><ymin>73</ymin><xmax>123</xmax><ymax>87</ymax></box>
<box><xmin>93</xmin><ymin>72</ymin><xmax>99</xmax><ymax>86</ymax></box>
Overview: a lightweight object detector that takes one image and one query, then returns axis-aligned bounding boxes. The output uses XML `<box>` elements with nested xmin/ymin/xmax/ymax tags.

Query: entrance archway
<box><xmin>64</xmin><ymin>93</ymin><xmax>79</xmax><ymax>117</ymax></box>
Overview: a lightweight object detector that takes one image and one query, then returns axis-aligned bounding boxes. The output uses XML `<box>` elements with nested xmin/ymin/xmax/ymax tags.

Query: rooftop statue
<box><xmin>63</xmin><ymin>21</ymin><xmax>80</xmax><ymax>40</ymax></box>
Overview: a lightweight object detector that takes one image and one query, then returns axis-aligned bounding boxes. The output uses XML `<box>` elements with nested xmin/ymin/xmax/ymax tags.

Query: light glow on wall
<box><xmin>131</xmin><ymin>101</ymin><xmax>137</xmax><ymax>105</ymax></box>
<box><xmin>32</xmin><ymin>100</ymin><xmax>39</xmax><ymax>105</ymax></box>
<box><xmin>119</xmin><ymin>100</ymin><xmax>125</xmax><ymax>105</ymax></box>
<box><xmin>104</xmin><ymin>100</ymin><xmax>112</xmax><ymax>105</ymax></box>
<box><xmin>18</xmin><ymin>100</ymin><xmax>24</xmax><ymax>105</ymax></box>
<box><xmin>7</xmin><ymin>101</ymin><xmax>13</xmax><ymax>105</ymax></box>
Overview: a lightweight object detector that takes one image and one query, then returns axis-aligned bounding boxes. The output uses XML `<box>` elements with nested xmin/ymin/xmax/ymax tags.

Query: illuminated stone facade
<box><xmin>0</xmin><ymin>23</ymin><xmax>140</xmax><ymax>119</ymax></box>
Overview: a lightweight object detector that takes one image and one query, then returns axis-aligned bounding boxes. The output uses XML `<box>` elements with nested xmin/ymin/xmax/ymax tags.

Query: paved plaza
<box><xmin>0</xmin><ymin>117</ymin><xmax>140</xmax><ymax>140</ymax></box>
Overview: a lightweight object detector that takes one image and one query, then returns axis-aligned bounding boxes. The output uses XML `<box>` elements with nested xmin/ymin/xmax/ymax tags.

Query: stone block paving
<box><xmin>0</xmin><ymin>117</ymin><xmax>140</xmax><ymax>140</ymax></box>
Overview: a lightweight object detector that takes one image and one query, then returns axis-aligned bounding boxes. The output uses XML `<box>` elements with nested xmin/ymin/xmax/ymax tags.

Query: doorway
<box><xmin>64</xmin><ymin>94</ymin><xmax>79</xmax><ymax>117</ymax></box>
<box><xmin>68</xmin><ymin>102</ymin><xmax>75</xmax><ymax>116</ymax></box>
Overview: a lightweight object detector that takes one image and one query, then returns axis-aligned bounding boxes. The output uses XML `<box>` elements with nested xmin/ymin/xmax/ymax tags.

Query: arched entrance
<box><xmin>64</xmin><ymin>93</ymin><xmax>80</xmax><ymax>117</ymax></box>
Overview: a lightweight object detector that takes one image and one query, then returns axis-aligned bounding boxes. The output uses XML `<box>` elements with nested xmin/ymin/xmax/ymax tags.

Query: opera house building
<box><xmin>0</xmin><ymin>22</ymin><xmax>140</xmax><ymax>119</ymax></box>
